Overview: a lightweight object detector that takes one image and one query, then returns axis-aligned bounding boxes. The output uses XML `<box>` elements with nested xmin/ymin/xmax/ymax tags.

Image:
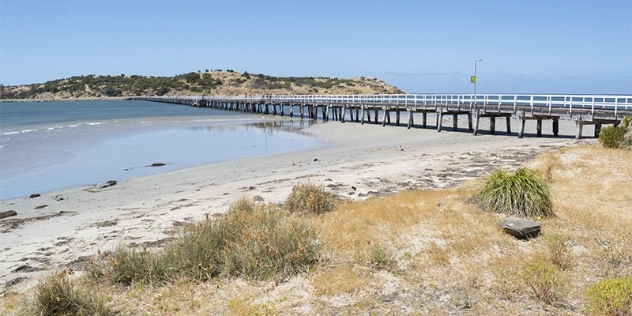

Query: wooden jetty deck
<box><xmin>130</xmin><ymin>94</ymin><xmax>632</xmax><ymax>139</ymax></box>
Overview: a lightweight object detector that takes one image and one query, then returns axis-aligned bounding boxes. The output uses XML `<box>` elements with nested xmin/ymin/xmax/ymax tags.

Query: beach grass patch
<box><xmin>32</xmin><ymin>270</ymin><xmax>109</xmax><ymax>316</ymax></box>
<box><xmin>218</xmin><ymin>202</ymin><xmax>322</xmax><ymax>279</ymax></box>
<box><xmin>366</xmin><ymin>243</ymin><xmax>397</xmax><ymax>270</ymax></box>
<box><xmin>284</xmin><ymin>183</ymin><xmax>338</xmax><ymax>215</ymax></box>
<box><xmin>91</xmin><ymin>197</ymin><xmax>321</xmax><ymax>284</ymax></box>
<box><xmin>105</xmin><ymin>244</ymin><xmax>178</xmax><ymax>285</ymax></box>
<box><xmin>470</xmin><ymin>167</ymin><xmax>553</xmax><ymax>218</ymax></box>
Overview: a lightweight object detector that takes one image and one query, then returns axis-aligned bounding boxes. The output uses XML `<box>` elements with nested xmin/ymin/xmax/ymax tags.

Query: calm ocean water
<box><xmin>0</xmin><ymin>100</ymin><xmax>322</xmax><ymax>200</ymax></box>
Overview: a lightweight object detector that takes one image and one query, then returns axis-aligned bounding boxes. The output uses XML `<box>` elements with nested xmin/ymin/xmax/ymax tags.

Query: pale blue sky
<box><xmin>1</xmin><ymin>0</ymin><xmax>631</xmax><ymax>94</ymax></box>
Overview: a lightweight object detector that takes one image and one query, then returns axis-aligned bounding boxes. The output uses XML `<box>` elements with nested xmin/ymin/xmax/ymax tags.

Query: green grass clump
<box><xmin>367</xmin><ymin>243</ymin><xmax>397</xmax><ymax>270</ymax></box>
<box><xmin>585</xmin><ymin>276</ymin><xmax>632</xmax><ymax>316</ymax></box>
<box><xmin>470</xmin><ymin>167</ymin><xmax>553</xmax><ymax>218</ymax></box>
<box><xmin>599</xmin><ymin>116</ymin><xmax>632</xmax><ymax>149</ymax></box>
<box><xmin>33</xmin><ymin>270</ymin><xmax>109</xmax><ymax>316</ymax></box>
<box><xmin>92</xmin><ymin>197</ymin><xmax>321</xmax><ymax>284</ymax></box>
<box><xmin>285</xmin><ymin>183</ymin><xmax>338</xmax><ymax>215</ymax></box>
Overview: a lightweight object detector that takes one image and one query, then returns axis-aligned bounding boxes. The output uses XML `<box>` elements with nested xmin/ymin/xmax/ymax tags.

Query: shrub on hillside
<box><xmin>585</xmin><ymin>276</ymin><xmax>632</xmax><ymax>316</ymax></box>
<box><xmin>285</xmin><ymin>183</ymin><xmax>338</xmax><ymax>215</ymax></box>
<box><xmin>470</xmin><ymin>168</ymin><xmax>554</xmax><ymax>218</ymax></box>
<box><xmin>599</xmin><ymin>116</ymin><xmax>632</xmax><ymax>149</ymax></box>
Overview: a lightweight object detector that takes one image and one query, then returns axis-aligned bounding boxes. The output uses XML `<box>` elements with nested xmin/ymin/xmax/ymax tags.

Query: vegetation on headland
<box><xmin>3</xmin><ymin>145</ymin><xmax>632</xmax><ymax>315</ymax></box>
<box><xmin>0</xmin><ymin>70</ymin><xmax>403</xmax><ymax>100</ymax></box>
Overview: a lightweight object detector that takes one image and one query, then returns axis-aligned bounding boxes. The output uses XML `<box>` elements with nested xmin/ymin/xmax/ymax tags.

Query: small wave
<box><xmin>86</xmin><ymin>122</ymin><xmax>101</xmax><ymax>126</ymax></box>
<box><xmin>21</xmin><ymin>129</ymin><xmax>35</xmax><ymax>133</ymax></box>
<box><xmin>2</xmin><ymin>132</ymin><xmax>19</xmax><ymax>136</ymax></box>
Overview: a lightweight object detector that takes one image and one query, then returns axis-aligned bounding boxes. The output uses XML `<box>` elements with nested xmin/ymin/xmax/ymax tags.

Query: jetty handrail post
<box><xmin>548</xmin><ymin>95</ymin><xmax>552</xmax><ymax>115</ymax></box>
<box><xmin>514</xmin><ymin>95</ymin><xmax>517</xmax><ymax>112</ymax></box>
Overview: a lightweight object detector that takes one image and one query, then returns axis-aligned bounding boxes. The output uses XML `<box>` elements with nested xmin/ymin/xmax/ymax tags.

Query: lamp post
<box><xmin>474</xmin><ymin>58</ymin><xmax>482</xmax><ymax>106</ymax></box>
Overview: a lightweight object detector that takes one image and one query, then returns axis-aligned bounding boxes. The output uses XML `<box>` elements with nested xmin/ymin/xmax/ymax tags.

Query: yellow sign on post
<box><xmin>471</xmin><ymin>76</ymin><xmax>476</xmax><ymax>83</ymax></box>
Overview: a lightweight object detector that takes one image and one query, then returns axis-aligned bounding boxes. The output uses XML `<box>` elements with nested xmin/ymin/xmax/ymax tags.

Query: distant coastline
<box><xmin>0</xmin><ymin>96</ymin><xmax>128</xmax><ymax>103</ymax></box>
<box><xmin>0</xmin><ymin>70</ymin><xmax>404</xmax><ymax>101</ymax></box>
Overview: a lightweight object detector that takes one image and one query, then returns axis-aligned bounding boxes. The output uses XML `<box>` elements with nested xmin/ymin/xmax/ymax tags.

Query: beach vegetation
<box><xmin>599</xmin><ymin>116</ymin><xmax>632</xmax><ymax>149</ymax></box>
<box><xmin>520</xmin><ymin>260</ymin><xmax>563</xmax><ymax>303</ymax></box>
<box><xmin>3</xmin><ymin>146</ymin><xmax>632</xmax><ymax>315</ymax></box>
<box><xmin>31</xmin><ymin>270</ymin><xmax>109</xmax><ymax>316</ymax></box>
<box><xmin>544</xmin><ymin>233</ymin><xmax>572</xmax><ymax>270</ymax></box>
<box><xmin>585</xmin><ymin>276</ymin><xmax>632</xmax><ymax>316</ymax></box>
<box><xmin>470</xmin><ymin>167</ymin><xmax>553</xmax><ymax>218</ymax></box>
<box><xmin>284</xmin><ymin>183</ymin><xmax>338</xmax><ymax>215</ymax></box>
<box><xmin>88</xmin><ymin>197</ymin><xmax>321</xmax><ymax>285</ymax></box>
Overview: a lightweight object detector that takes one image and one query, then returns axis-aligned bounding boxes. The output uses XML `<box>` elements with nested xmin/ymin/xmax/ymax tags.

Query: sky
<box><xmin>1</xmin><ymin>0</ymin><xmax>631</xmax><ymax>94</ymax></box>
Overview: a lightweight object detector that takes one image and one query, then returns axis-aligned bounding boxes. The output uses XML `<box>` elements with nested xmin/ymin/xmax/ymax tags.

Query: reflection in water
<box><xmin>192</xmin><ymin>119</ymin><xmax>314</xmax><ymax>136</ymax></box>
<box><xmin>0</xmin><ymin>118</ymin><xmax>320</xmax><ymax>200</ymax></box>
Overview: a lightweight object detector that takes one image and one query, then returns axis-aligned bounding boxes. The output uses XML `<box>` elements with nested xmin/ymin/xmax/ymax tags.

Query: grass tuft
<box><xmin>366</xmin><ymin>243</ymin><xmax>397</xmax><ymax>270</ymax></box>
<box><xmin>470</xmin><ymin>167</ymin><xmax>554</xmax><ymax>218</ymax></box>
<box><xmin>284</xmin><ymin>183</ymin><xmax>338</xmax><ymax>215</ymax></box>
<box><xmin>33</xmin><ymin>270</ymin><xmax>109</xmax><ymax>316</ymax></box>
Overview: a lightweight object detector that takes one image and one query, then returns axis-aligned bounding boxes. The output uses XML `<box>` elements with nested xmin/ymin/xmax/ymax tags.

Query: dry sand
<box><xmin>0</xmin><ymin>117</ymin><xmax>595</xmax><ymax>294</ymax></box>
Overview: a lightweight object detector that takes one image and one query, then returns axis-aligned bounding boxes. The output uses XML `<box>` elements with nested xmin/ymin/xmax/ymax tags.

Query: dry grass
<box><xmin>3</xmin><ymin>144</ymin><xmax>631</xmax><ymax>315</ymax></box>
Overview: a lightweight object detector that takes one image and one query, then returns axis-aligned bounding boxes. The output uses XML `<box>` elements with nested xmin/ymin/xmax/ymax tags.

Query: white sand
<box><xmin>0</xmin><ymin>117</ymin><xmax>594</xmax><ymax>293</ymax></box>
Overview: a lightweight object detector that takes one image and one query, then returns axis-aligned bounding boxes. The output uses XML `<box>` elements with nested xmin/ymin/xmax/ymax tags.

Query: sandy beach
<box><xmin>0</xmin><ymin>117</ymin><xmax>594</xmax><ymax>294</ymax></box>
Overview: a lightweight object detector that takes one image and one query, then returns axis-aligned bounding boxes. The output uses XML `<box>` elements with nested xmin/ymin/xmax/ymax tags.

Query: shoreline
<box><xmin>0</xmin><ymin>118</ymin><xmax>594</xmax><ymax>294</ymax></box>
<box><xmin>0</xmin><ymin>97</ymin><xmax>129</xmax><ymax>103</ymax></box>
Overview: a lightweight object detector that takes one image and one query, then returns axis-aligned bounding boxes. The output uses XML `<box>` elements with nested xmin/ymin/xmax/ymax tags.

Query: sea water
<box><xmin>0</xmin><ymin>100</ymin><xmax>322</xmax><ymax>200</ymax></box>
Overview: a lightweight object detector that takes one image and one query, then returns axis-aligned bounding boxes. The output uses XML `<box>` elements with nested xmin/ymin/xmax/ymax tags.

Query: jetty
<box><xmin>131</xmin><ymin>94</ymin><xmax>632</xmax><ymax>139</ymax></box>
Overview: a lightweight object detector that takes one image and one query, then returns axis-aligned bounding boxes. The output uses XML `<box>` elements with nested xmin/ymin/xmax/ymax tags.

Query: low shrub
<box><xmin>470</xmin><ymin>168</ymin><xmax>554</xmax><ymax>218</ymax></box>
<box><xmin>585</xmin><ymin>276</ymin><xmax>632</xmax><ymax>316</ymax></box>
<box><xmin>545</xmin><ymin>234</ymin><xmax>572</xmax><ymax>270</ymax></box>
<box><xmin>599</xmin><ymin>116</ymin><xmax>632</xmax><ymax>149</ymax></box>
<box><xmin>33</xmin><ymin>270</ymin><xmax>109</xmax><ymax>316</ymax></box>
<box><xmin>521</xmin><ymin>261</ymin><xmax>563</xmax><ymax>304</ymax></box>
<box><xmin>285</xmin><ymin>183</ymin><xmax>338</xmax><ymax>215</ymax></box>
